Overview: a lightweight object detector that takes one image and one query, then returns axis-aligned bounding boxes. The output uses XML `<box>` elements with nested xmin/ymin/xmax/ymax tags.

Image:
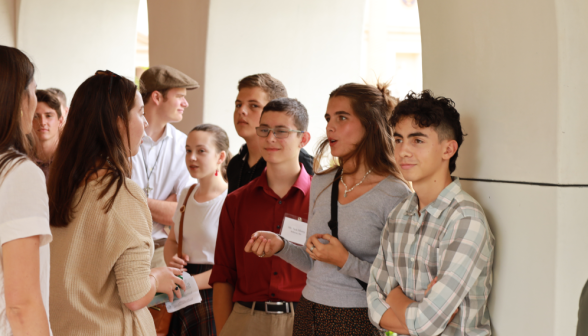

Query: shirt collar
<box><xmin>143</xmin><ymin>124</ymin><xmax>173</xmax><ymax>144</ymax></box>
<box><xmin>406</xmin><ymin>177</ymin><xmax>462</xmax><ymax>218</ymax></box>
<box><xmin>253</xmin><ymin>163</ymin><xmax>311</xmax><ymax>198</ymax></box>
<box><xmin>238</xmin><ymin>144</ymin><xmax>248</xmax><ymax>161</ymax></box>
<box><xmin>163</xmin><ymin>123</ymin><xmax>173</xmax><ymax>139</ymax></box>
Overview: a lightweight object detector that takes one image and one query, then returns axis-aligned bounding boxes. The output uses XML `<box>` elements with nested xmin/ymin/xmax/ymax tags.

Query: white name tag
<box><xmin>280</xmin><ymin>216</ymin><xmax>308</xmax><ymax>246</ymax></box>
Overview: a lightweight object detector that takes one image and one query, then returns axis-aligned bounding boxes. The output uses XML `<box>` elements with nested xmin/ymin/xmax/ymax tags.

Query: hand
<box><xmin>306</xmin><ymin>234</ymin><xmax>349</xmax><ymax>268</ymax></box>
<box><xmin>151</xmin><ymin>267</ymin><xmax>186</xmax><ymax>302</ymax></box>
<box><xmin>424</xmin><ymin>277</ymin><xmax>460</xmax><ymax>323</ymax></box>
<box><xmin>244</xmin><ymin>231</ymin><xmax>285</xmax><ymax>258</ymax></box>
<box><xmin>424</xmin><ymin>276</ymin><xmax>437</xmax><ymax>297</ymax></box>
<box><xmin>385</xmin><ymin>286</ymin><xmax>402</xmax><ymax>306</ymax></box>
<box><xmin>169</xmin><ymin>253</ymin><xmax>189</xmax><ymax>271</ymax></box>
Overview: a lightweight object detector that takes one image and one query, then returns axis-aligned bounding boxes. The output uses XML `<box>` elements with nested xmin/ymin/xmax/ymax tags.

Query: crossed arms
<box><xmin>367</xmin><ymin>216</ymin><xmax>492</xmax><ymax>336</ymax></box>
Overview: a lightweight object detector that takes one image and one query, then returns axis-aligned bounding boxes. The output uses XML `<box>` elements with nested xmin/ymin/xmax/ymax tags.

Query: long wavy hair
<box><xmin>0</xmin><ymin>46</ymin><xmax>36</xmax><ymax>185</ymax></box>
<box><xmin>48</xmin><ymin>72</ymin><xmax>138</xmax><ymax>227</ymax></box>
<box><xmin>314</xmin><ymin>82</ymin><xmax>406</xmax><ymax>185</ymax></box>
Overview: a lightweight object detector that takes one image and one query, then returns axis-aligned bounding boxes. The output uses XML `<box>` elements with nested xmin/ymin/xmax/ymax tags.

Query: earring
<box><xmin>20</xmin><ymin>110</ymin><xmax>23</xmax><ymax>117</ymax></box>
<box><xmin>215</xmin><ymin>169</ymin><xmax>219</xmax><ymax>176</ymax></box>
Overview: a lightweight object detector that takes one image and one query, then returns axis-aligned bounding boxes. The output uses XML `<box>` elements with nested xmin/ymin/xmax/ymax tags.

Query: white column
<box><xmin>419</xmin><ymin>0</ymin><xmax>588</xmax><ymax>334</ymax></box>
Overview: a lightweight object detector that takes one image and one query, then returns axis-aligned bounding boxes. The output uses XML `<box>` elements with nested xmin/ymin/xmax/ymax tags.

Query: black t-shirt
<box><xmin>227</xmin><ymin>144</ymin><xmax>314</xmax><ymax>194</ymax></box>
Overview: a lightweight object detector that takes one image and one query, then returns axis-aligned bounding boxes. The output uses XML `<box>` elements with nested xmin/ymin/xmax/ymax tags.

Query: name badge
<box><xmin>280</xmin><ymin>214</ymin><xmax>308</xmax><ymax>246</ymax></box>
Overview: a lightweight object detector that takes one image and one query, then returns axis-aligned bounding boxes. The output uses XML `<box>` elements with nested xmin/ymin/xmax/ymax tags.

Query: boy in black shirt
<box><xmin>227</xmin><ymin>73</ymin><xmax>314</xmax><ymax>193</ymax></box>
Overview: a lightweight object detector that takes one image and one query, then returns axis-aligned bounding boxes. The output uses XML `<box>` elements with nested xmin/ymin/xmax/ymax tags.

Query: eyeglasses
<box><xmin>95</xmin><ymin>70</ymin><xmax>122</xmax><ymax>94</ymax></box>
<box><xmin>256</xmin><ymin>126</ymin><xmax>304</xmax><ymax>139</ymax></box>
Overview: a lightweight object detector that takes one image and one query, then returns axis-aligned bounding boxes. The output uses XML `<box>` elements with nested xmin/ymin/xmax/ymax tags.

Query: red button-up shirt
<box><xmin>210</xmin><ymin>165</ymin><xmax>311</xmax><ymax>302</ymax></box>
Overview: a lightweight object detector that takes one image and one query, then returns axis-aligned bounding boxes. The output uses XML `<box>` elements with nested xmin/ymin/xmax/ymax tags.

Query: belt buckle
<box><xmin>265</xmin><ymin>301</ymin><xmax>289</xmax><ymax>314</ymax></box>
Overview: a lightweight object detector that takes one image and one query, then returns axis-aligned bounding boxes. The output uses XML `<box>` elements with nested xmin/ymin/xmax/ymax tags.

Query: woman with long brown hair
<box><xmin>245</xmin><ymin>83</ymin><xmax>411</xmax><ymax>335</ymax></box>
<box><xmin>48</xmin><ymin>71</ymin><xmax>185</xmax><ymax>335</ymax></box>
<box><xmin>0</xmin><ymin>45</ymin><xmax>52</xmax><ymax>336</ymax></box>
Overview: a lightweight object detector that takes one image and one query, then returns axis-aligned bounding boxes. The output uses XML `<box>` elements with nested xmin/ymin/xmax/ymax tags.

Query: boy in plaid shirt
<box><xmin>367</xmin><ymin>90</ymin><xmax>495</xmax><ymax>335</ymax></box>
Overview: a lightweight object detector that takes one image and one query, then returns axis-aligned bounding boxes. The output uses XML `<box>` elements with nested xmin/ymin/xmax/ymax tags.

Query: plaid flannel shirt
<box><xmin>367</xmin><ymin>178</ymin><xmax>494</xmax><ymax>336</ymax></box>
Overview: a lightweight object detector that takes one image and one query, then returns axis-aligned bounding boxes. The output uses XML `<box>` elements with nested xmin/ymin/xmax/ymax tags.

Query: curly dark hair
<box><xmin>390</xmin><ymin>90</ymin><xmax>465</xmax><ymax>173</ymax></box>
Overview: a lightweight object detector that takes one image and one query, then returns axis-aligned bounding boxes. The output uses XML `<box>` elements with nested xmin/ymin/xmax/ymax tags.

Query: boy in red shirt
<box><xmin>210</xmin><ymin>98</ymin><xmax>312</xmax><ymax>336</ymax></box>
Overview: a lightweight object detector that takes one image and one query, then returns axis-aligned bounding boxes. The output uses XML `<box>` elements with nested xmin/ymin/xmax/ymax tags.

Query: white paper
<box><xmin>281</xmin><ymin>217</ymin><xmax>308</xmax><ymax>246</ymax></box>
<box><xmin>165</xmin><ymin>272</ymin><xmax>202</xmax><ymax>313</ymax></box>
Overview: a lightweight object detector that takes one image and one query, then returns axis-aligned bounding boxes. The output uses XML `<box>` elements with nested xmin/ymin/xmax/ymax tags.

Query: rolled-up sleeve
<box><xmin>209</xmin><ymin>198</ymin><xmax>238</xmax><ymax>286</ymax></box>
<box><xmin>367</xmin><ymin>218</ymin><xmax>397</xmax><ymax>328</ymax></box>
<box><xmin>114</xmin><ymin>237</ymin><xmax>153</xmax><ymax>303</ymax></box>
<box><xmin>405</xmin><ymin>216</ymin><xmax>489</xmax><ymax>336</ymax></box>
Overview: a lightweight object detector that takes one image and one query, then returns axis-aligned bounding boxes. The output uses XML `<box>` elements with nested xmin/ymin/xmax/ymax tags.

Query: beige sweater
<box><xmin>50</xmin><ymin>177</ymin><xmax>156</xmax><ymax>336</ymax></box>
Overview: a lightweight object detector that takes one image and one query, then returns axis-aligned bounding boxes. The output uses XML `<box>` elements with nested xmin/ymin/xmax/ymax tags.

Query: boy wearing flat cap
<box><xmin>131</xmin><ymin>65</ymin><xmax>199</xmax><ymax>270</ymax></box>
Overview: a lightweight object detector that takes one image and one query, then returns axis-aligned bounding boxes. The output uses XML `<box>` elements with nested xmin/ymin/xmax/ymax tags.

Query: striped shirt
<box><xmin>367</xmin><ymin>178</ymin><xmax>494</xmax><ymax>336</ymax></box>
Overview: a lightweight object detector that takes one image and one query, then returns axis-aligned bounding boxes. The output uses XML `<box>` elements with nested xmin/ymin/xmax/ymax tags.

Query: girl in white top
<box><xmin>164</xmin><ymin>124</ymin><xmax>231</xmax><ymax>336</ymax></box>
<box><xmin>0</xmin><ymin>46</ymin><xmax>52</xmax><ymax>335</ymax></box>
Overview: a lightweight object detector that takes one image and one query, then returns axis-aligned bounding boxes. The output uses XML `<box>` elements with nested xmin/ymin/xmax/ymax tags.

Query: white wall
<box><xmin>0</xmin><ymin>0</ymin><xmax>15</xmax><ymax>46</ymax></box>
<box><xmin>202</xmin><ymin>0</ymin><xmax>366</xmax><ymax>155</ymax></box>
<box><xmin>17</xmin><ymin>0</ymin><xmax>140</xmax><ymax>104</ymax></box>
<box><xmin>555</xmin><ymin>0</ymin><xmax>588</xmax><ymax>183</ymax></box>
<box><xmin>553</xmin><ymin>0</ymin><xmax>588</xmax><ymax>331</ymax></box>
<box><xmin>419</xmin><ymin>0</ymin><xmax>588</xmax><ymax>334</ymax></box>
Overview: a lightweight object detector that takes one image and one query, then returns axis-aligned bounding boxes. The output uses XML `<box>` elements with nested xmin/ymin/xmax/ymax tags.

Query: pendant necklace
<box><xmin>340</xmin><ymin>168</ymin><xmax>373</xmax><ymax>197</ymax></box>
<box><xmin>141</xmin><ymin>138</ymin><xmax>167</xmax><ymax>197</ymax></box>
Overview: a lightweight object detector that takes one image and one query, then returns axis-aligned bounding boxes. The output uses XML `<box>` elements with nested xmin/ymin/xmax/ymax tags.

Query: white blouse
<box><xmin>172</xmin><ymin>184</ymin><xmax>227</xmax><ymax>264</ymax></box>
<box><xmin>0</xmin><ymin>158</ymin><xmax>52</xmax><ymax>335</ymax></box>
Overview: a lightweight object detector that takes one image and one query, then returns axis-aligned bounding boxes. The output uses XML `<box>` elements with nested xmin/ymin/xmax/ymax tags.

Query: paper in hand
<box><xmin>165</xmin><ymin>272</ymin><xmax>202</xmax><ymax>313</ymax></box>
<box><xmin>280</xmin><ymin>216</ymin><xmax>308</xmax><ymax>246</ymax></box>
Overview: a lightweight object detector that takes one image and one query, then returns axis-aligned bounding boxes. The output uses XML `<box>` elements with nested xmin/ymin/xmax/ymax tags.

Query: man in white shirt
<box><xmin>132</xmin><ymin>65</ymin><xmax>199</xmax><ymax>268</ymax></box>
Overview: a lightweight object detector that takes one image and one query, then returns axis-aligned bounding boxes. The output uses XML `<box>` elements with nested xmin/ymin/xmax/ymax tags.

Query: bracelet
<box><xmin>149</xmin><ymin>274</ymin><xmax>159</xmax><ymax>290</ymax></box>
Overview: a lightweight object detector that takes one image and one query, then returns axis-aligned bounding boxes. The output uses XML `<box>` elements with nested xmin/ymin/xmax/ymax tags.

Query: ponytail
<box><xmin>220</xmin><ymin>150</ymin><xmax>232</xmax><ymax>182</ymax></box>
<box><xmin>376</xmin><ymin>81</ymin><xmax>399</xmax><ymax>122</ymax></box>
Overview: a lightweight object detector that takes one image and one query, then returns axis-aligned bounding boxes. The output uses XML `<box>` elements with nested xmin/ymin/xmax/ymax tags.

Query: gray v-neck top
<box><xmin>277</xmin><ymin>169</ymin><xmax>411</xmax><ymax>308</ymax></box>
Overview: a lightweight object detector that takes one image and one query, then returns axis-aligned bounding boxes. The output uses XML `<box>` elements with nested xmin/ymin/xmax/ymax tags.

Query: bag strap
<box><xmin>328</xmin><ymin>168</ymin><xmax>368</xmax><ymax>291</ymax></box>
<box><xmin>327</xmin><ymin>168</ymin><xmax>341</xmax><ymax>238</ymax></box>
<box><xmin>177</xmin><ymin>184</ymin><xmax>198</xmax><ymax>260</ymax></box>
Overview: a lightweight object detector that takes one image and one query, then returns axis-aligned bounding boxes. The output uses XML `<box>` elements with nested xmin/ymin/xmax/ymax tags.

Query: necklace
<box><xmin>340</xmin><ymin>168</ymin><xmax>372</xmax><ymax>197</ymax></box>
<box><xmin>140</xmin><ymin>138</ymin><xmax>167</xmax><ymax>197</ymax></box>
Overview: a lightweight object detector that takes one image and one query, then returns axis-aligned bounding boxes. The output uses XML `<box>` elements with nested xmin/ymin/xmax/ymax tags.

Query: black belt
<box><xmin>238</xmin><ymin>301</ymin><xmax>297</xmax><ymax>314</ymax></box>
<box><xmin>186</xmin><ymin>264</ymin><xmax>213</xmax><ymax>276</ymax></box>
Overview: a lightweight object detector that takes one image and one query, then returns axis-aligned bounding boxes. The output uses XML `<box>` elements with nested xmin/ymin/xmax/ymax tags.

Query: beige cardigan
<box><xmin>50</xmin><ymin>177</ymin><xmax>155</xmax><ymax>335</ymax></box>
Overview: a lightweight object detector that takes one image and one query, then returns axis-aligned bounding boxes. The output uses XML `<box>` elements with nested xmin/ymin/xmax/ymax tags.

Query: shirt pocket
<box><xmin>423</xmin><ymin>244</ymin><xmax>439</xmax><ymax>283</ymax></box>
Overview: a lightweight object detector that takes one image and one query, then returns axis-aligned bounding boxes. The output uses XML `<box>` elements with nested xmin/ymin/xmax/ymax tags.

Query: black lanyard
<box><xmin>328</xmin><ymin>167</ymin><xmax>368</xmax><ymax>291</ymax></box>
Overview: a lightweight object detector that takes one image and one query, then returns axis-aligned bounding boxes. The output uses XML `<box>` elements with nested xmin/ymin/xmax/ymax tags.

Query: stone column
<box><xmin>419</xmin><ymin>0</ymin><xmax>588</xmax><ymax>334</ymax></box>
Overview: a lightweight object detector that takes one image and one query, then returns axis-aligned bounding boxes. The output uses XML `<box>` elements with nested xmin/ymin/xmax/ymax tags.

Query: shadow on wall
<box><xmin>455</xmin><ymin>115</ymin><xmax>498</xmax><ymax>334</ymax></box>
<box><xmin>458</xmin><ymin>179</ymin><xmax>500</xmax><ymax>335</ymax></box>
<box><xmin>457</xmin><ymin>113</ymin><xmax>480</xmax><ymax>178</ymax></box>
